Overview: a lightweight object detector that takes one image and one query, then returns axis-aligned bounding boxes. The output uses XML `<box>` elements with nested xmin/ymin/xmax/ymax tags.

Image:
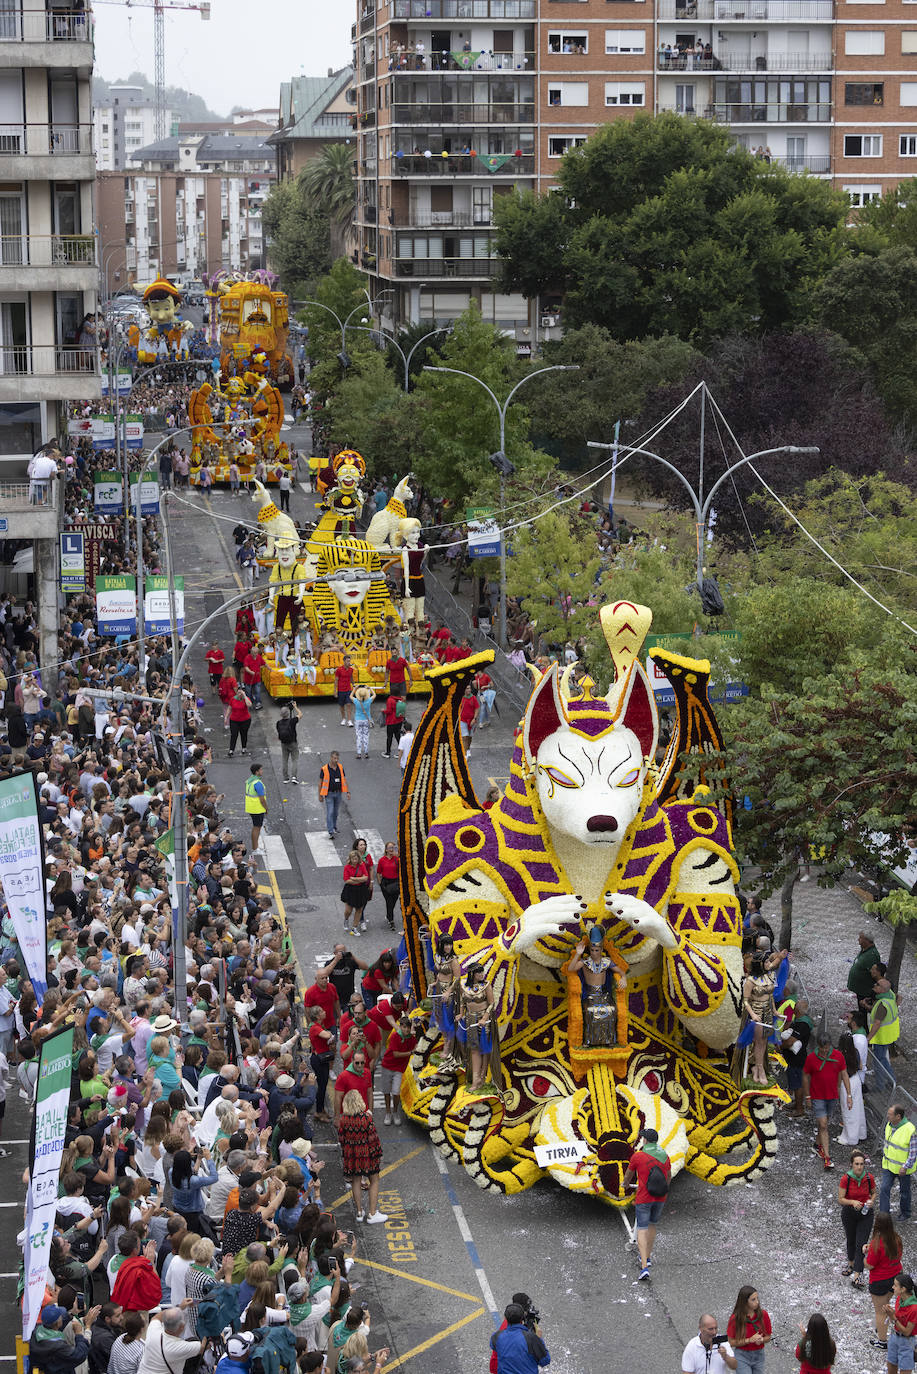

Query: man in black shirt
<box><xmin>324</xmin><ymin>943</ymin><xmax>368</xmax><ymax>1006</ymax></box>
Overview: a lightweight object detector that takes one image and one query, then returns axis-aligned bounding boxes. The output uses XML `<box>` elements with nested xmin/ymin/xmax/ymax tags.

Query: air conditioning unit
<box><xmin>541</xmin><ymin>314</ymin><xmax>558</xmax><ymax>327</ymax></box>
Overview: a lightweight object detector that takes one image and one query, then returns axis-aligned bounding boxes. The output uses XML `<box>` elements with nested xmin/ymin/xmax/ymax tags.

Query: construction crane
<box><xmin>95</xmin><ymin>0</ymin><xmax>211</xmax><ymax>139</ymax></box>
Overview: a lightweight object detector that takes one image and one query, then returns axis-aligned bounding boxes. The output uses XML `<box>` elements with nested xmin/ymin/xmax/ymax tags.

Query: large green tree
<box><xmin>505</xmin><ymin>510</ymin><xmax>602</xmax><ymax>649</ymax></box>
<box><xmin>494</xmin><ymin>113</ymin><xmax>849</xmax><ymax>345</ymax></box>
<box><xmin>299</xmin><ymin>144</ymin><xmax>357</xmax><ymax>257</ymax></box>
<box><xmin>322</xmin><ymin>347</ymin><xmax>426</xmax><ymax>481</ymax></box>
<box><xmin>261</xmin><ymin>180</ymin><xmax>332</xmax><ymax>297</ymax></box>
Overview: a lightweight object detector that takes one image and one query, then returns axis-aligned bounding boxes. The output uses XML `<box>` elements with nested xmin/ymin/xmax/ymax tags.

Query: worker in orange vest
<box><xmin>319</xmin><ymin>750</ymin><xmax>348</xmax><ymax>838</ymax></box>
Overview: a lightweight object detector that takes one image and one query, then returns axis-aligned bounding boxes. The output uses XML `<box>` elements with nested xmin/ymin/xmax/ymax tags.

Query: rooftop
<box><xmin>272</xmin><ymin>66</ymin><xmax>354</xmax><ymax>144</ymax></box>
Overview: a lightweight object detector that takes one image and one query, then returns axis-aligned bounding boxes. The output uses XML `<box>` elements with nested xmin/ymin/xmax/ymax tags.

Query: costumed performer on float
<box><xmin>429</xmin><ymin>934</ymin><xmax>461</xmax><ymax>1070</ymax></box>
<box><xmin>568</xmin><ymin>925</ymin><xmax>629</xmax><ymax>1049</ymax></box>
<box><xmin>735</xmin><ymin>944</ymin><xmax>790</xmax><ymax>1086</ymax></box>
<box><xmin>400</xmin><ymin>520</ymin><xmax>426</xmax><ymax>628</ymax></box>
<box><xmin>458</xmin><ymin>963</ymin><xmax>500</xmax><ymax>1093</ymax></box>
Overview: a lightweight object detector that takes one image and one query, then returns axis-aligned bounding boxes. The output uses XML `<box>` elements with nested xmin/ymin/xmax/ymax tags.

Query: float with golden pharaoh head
<box><xmin>255</xmin><ymin>453</ymin><xmax>430</xmax><ymax>699</ymax></box>
<box><xmin>395</xmin><ymin>600</ymin><xmax>787</xmax><ymax>1206</ymax></box>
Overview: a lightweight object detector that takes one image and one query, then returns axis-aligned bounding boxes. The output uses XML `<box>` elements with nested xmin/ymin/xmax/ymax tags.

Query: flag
<box><xmin>155</xmin><ymin>827</ymin><xmax>179</xmax><ymax>929</ymax></box>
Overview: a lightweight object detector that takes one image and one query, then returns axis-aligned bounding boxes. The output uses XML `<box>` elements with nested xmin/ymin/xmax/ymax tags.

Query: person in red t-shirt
<box><xmin>241</xmin><ymin>646</ymin><xmax>264</xmax><ymax>711</ymax></box>
<box><xmin>794</xmin><ymin>1312</ymin><xmax>836</xmax><ymax>1374</ymax></box>
<box><xmin>303</xmin><ymin>966</ymin><xmax>340</xmax><ymax>1033</ymax></box>
<box><xmin>386</xmin><ymin>653</ymin><xmax>408</xmax><ymax>698</ymax></box>
<box><xmin>306</xmin><ymin>1004</ymin><xmax>336</xmax><ymax>1121</ymax></box>
<box><xmin>335</xmin><ymin>657</ymin><xmax>355</xmax><ymax>725</ymax></box>
<box><xmin>623</xmin><ymin>1128</ymin><xmax>671</xmax><ymax>1279</ymax></box>
<box><xmin>838</xmin><ymin>1147</ymin><xmax>876</xmax><ymax>1284</ymax></box>
<box><xmin>340</xmin><ymin>994</ymin><xmax>383</xmax><ymax>1070</ymax></box>
<box><xmin>368</xmin><ymin>991</ymin><xmax>405</xmax><ymax>1041</ymax></box>
<box><xmin>232</xmin><ymin>634</ymin><xmax>250</xmax><ymax>680</ymax></box>
<box><xmin>334</xmin><ymin>1051</ymin><xmax>372</xmax><ymax>1119</ymax></box>
<box><xmin>205</xmin><ymin>642</ymin><xmax>225</xmax><ymax>693</ymax></box>
<box><xmin>458</xmin><ymin>686</ymin><xmax>479</xmax><ymax>756</ymax></box>
<box><xmin>803</xmin><ymin>1032</ymin><xmax>853</xmax><ymax>1170</ymax></box>
<box><xmin>727</xmin><ymin>1286</ymin><xmax>772</xmax><ymax>1363</ymax></box>
<box><xmin>376</xmin><ymin>841</ymin><xmax>400</xmax><ymax>929</ymax></box>
<box><xmin>379</xmin><ymin>1014</ymin><xmax>418</xmax><ymax>1125</ymax></box>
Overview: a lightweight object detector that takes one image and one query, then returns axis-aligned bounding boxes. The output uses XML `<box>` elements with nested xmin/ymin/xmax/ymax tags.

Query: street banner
<box><xmin>646</xmin><ymin>655</ymin><xmax>748</xmax><ymax>708</ymax></box>
<box><xmin>0</xmin><ymin>771</ymin><xmax>47</xmax><ymax>997</ymax></box>
<box><xmin>59</xmin><ymin>531</ymin><xmax>85</xmax><ymax>592</ymax></box>
<box><xmin>144</xmin><ymin>575</ymin><xmax>184</xmax><ymax>634</ymax></box>
<box><xmin>96</xmin><ymin>574</ymin><xmax>137</xmax><ymax>637</ymax></box>
<box><xmin>67</xmin><ymin>415</ymin><xmax>115</xmax><ymax>447</ymax></box>
<box><xmin>23</xmin><ymin>1028</ymin><xmax>74</xmax><ymax>1341</ymax></box>
<box><xmin>101</xmin><ymin>369</ymin><xmax>132</xmax><ymax>396</ymax></box>
<box><xmin>155</xmin><ymin>827</ymin><xmax>179</xmax><ymax>937</ymax></box>
<box><xmin>467</xmin><ymin>507</ymin><xmax>501</xmax><ymax>558</ymax></box>
<box><xmin>130</xmin><ymin>471</ymin><xmax>160</xmax><ymax>514</ymax></box>
<box><xmin>124</xmin><ymin>414</ymin><xmax>144</xmax><ymax>450</ymax></box>
<box><xmin>94</xmin><ymin>470</ymin><xmax>123</xmax><ymax>512</ymax></box>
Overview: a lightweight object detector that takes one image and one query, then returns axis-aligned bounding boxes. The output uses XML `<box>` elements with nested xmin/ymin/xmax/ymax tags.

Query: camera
<box><xmin>521</xmin><ymin>1301</ymin><xmax>540</xmax><ymax>1332</ymax></box>
<box><xmin>711</xmin><ymin>1335</ymin><xmax>727</xmax><ymax>1348</ymax></box>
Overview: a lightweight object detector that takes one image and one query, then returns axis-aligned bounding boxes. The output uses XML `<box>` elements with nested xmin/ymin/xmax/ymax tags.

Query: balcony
<box><xmin>0</xmin><ymin>8</ymin><xmax>93</xmax><ymax>68</ymax></box>
<box><xmin>394</xmin><ymin>0</ymin><xmax>535</xmax><ymax>15</ymax></box>
<box><xmin>0</xmin><ymin>232</ymin><xmax>96</xmax><ymax>286</ymax></box>
<box><xmin>391</xmin><ymin>50</ymin><xmax>535</xmax><ymax>72</ymax></box>
<box><xmin>658</xmin><ymin>50</ymin><xmax>832</xmax><ymax>72</ymax></box>
<box><xmin>0</xmin><ymin>121</ymin><xmax>93</xmax><ymax>174</ymax></box>
<box><xmin>657</xmin><ymin>0</ymin><xmax>832</xmax><ymax>16</ymax></box>
<box><xmin>392</xmin><ymin>101</ymin><xmax>535</xmax><ymax>124</ymax></box>
<box><xmin>709</xmin><ymin>100</ymin><xmax>830</xmax><ymax>121</ymax></box>
<box><xmin>359</xmin><ymin>5</ymin><xmax>375</xmax><ymax>32</ymax></box>
<box><xmin>0</xmin><ymin>345</ymin><xmax>100</xmax><ymax>402</ymax></box>
<box><xmin>773</xmin><ymin>152</ymin><xmax>831</xmax><ymax>171</ymax></box>
<box><xmin>394</xmin><ymin>256</ymin><xmax>497</xmax><ymax>277</ymax></box>
<box><xmin>393</xmin><ymin>151</ymin><xmax>534</xmax><ymax>175</ymax></box>
<box><xmin>0</xmin><ymin>477</ymin><xmax>61</xmax><ymax>539</ymax></box>
<box><xmin>394</xmin><ymin>211</ymin><xmax>494</xmax><ymax>227</ymax></box>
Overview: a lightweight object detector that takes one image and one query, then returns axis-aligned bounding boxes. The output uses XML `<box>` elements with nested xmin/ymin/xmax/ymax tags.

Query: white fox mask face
<box><xmin>534</xmin><ymin>724</ymin><xmax>645</xmax><ymax>847</ymax></box>
<box><xmin>522</xmin><ymin>663</ymin><xmax>657</xmax><ymax>849</ymax></box>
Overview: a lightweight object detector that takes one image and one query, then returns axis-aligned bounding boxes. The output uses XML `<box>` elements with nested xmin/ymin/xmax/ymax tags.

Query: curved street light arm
<box><xmin>700</xmin><ymin>445</ymin><xmax>819</xmax><ymax>523</ymax></box>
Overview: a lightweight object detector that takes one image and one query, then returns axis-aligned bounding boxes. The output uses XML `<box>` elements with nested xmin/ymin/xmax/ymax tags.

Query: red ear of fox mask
<box><xmin>522</xmin><ymin>666</ymin><xmax>567</xmax><ymax>766</ymax></box>
<box><xmin>612</xmin><ymin>663</ymin><xmax>658</xmax><ymax>762</ymax></box>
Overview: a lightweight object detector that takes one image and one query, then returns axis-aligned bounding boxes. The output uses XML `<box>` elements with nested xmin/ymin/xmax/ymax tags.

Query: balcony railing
<box><xmin>393</xmin><ymin>211</ymin><xmax>494</xmax><ymax>227</ymax></box>
<box><xmin>394</xmin><ymin>256</ymin><xmax>498</xmax><ymax>277</ymax></box>
<box><xmin>0</xmin><ymin>122</ymin><xmax>92</xmax><ymax>155</ymax></box>
<box><xmin>0</xmin><ymin>233</ymin><xmax>95</xmax><ymax>266</ymax></box>
<box><xmin>709</xmin><ymin>100</ymin><xmax>831</xmax><ymax>121</ymax></box>
<box><xmin>0</xmin><ymin>478</ymin><xmax>58</xmax><ymax>509</ymax></box>
<box><xmin>314</xmin><ymin>113</ymin><xmax>354</xmax><ymax>132</ymax></box>
<box><xmin>658</xmin><ymin>50</ymin><xmax>831</xmax><ymax>71</ymax></box>
<box><xmin>773</xmin><ymin>152</ymin><xmax>831</xmax><ymax>171</ymax></box>
<box><xmin>359</xmin><ymin>6</ymin><xmax>375</xmax><ymax>32</ymax></box>
<box><xmin>0</xmin><ymin>9</ymin><xmax>93</xmax><ymax>41</ymax></box>
<box><xmin>394</xmin><ymin>0</ymin><xmax>535</xmax><ymax>16</ymax></box>
<box><xmin>392</xmin><ymin>101</ymin><xmax>535</xmax><ymax>124</ymax></box>
<box><xmin>394</xmin><ymin>151</ymin><xmax>535</xmax><ymax>174</ymax></box>
<box><xmin>0</xmin><ymin>345</ymin><xmax>97</xmax><ymax>376</ymax></box>
<box><xmin>657</xmin><ymin>0</ymin><xmax>832</xmax><ymax>16</ymax></box>
<box><xmin>391</xmin><ymin>50</ymin><xmax>535</xmax><ymax>71</ymax></box>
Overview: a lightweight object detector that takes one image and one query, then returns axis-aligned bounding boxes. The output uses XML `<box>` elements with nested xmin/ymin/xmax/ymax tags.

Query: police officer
<box><xmin>244</xmin><ymin>762</ymin><xmax>267</xmax><ymax>857</ymax></box>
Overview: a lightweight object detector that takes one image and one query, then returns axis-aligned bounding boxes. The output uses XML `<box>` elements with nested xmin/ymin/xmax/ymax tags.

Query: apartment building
<box><xmin>97</xmin><ymin>134</ymin><xmax>276</xmax><ymax>286</ymax></box>
<box><xmin>93</xmin><ymin>85</ymin><xmax>178</xmax><ymax>171</ymax></box>
<box><xmin>0</xmin><ymin>0</ymin><xmax>99</xmax><ymax>460</ymax></box>
<box><xmin>354</xmin><ymin>0</ymin><xmax>917</xmax><ymax>338</ymax></box>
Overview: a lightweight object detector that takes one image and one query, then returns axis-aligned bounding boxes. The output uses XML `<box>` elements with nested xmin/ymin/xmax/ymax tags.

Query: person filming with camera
<box><xmin>682</xmin><ymin>1314</ymin><xmax>737</xmax><ymax>1373</ymax></box>
<box><xmin>490</xmin><ymin>1299</ymin><xmax>550</xmax><ymax>1374</ymax></box>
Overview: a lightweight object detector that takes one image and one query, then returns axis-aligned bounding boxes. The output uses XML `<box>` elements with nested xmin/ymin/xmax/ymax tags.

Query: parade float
<box><xmin>256</xmin><ymin>461</ymin><xmax>431</xmax><ymax>700</ymax></box>
<box><xmin>396</xmin><ymin>600</ymin><xmax>787</xmax><ymax>1206</ymax></box>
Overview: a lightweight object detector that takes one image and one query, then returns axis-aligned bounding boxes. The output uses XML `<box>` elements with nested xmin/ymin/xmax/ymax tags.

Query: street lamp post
<box><xmin>350</xmin><ymin>324</ymin><xmax>451</xmax><ymax>390</ymax></box>
<box><xmin>586</xmin><ymin>435</ymin><xmax>820</xmax><ymax>597</ymax></box>
<box><xmin>423</xmin><ymin>363</ymin><xmax>580</xmax><ymax>649</ymax></box>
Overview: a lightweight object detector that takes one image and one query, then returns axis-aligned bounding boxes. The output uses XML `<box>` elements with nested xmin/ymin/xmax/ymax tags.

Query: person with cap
<box><xmin>267</xmin><ymin>1069</ymin><xmax>316</xmax><ymax>1126</ymax></box>
<box><xmin>244</xmin><ymin>762</ymin><xmax>267</xmax><ymax>858</ymax></box>
<box><xmin>29</xmin><ymin>1301</ymin><xmax>100</xmax><ymax>1374</ymax></box>
<box><xmin>215</xmin><ymin>1330</ymin><xmax>256</xmax><ymax>1374</ymax></box>
<box><xmin>489</xmin><ymin>1302</ymin><xmax>551</xmax><ymax>1374</ymax></box>
<box><xmin>623</xmin><ymin>1126</ymin><xmax>672</xmax><ymax>1281</ymax></box>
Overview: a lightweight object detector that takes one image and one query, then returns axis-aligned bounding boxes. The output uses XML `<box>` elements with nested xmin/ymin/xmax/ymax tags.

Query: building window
<box><xmin>548</xmin><ymin>134</ymin><xmax>589</xmax><ymax>155</ymax></box>
<box><xmin>548</xmin><ymin>31</ymin><xmax>588</xmax><ymax>52</ymax></box>
<box><xmin>547</xmin><ymin>81</ymin><xmax>589</xmax><ymax>105</ymax></box>
<box><xmin>903</xmin><ymin>31</ymin><xmax>917</xmax><ymax>53</ymax></box>
<box><xmin>844</xmin><ymin>134</ymin><xmax>883</xmax><ymax>155</ymax></box>
<box><xmin>902</xmin><ymin>82</ymin><xmax>917</xmax><ymax>105</ymax></box>
<box><xmin>844</xmin><ymin>184</ymin><xmax>882</xmax><ymax>205</ymax></box>
<box><xmin>900</xmin><ymin>134</ymin><xmax>917</xmax><ymax>155</ymax></box>
<box><xmin>844</xmin><ymin>29</ymin><xmax>885</xmax><ymax>54</ymax></box>
<box><xmin>605</xmin><ymin>81</ymin><xmax>645</xmax><ymax>105</ymax></box>
<box><xmin>605</xmin><ymin>28</ymin><xmax>645</xmax><ymax>52</ymax></box>
<box><xmin>845</xmin><ymin>82</ymin><xmax>883</xmax><ymax>105</ymax></box>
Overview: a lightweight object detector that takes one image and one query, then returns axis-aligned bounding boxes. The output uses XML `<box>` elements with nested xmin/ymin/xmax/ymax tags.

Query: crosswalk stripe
<box><xmin>260</xmin><ymin>834</ymin><xmax>291</xmax><ymax>871</ymax></box>
<box><xmin>305</xmin><ymin>830</ymin><xmax>341</xmax><ymax>867</ymax></box>
<box><xmin>352</xmin><ymin>827</ymin><xmax>386</xmax><ymax>861</ymax></box>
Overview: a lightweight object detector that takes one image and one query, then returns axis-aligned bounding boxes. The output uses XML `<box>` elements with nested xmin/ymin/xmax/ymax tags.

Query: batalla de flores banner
<box><xmin>23</xmin><ymin>1028</ymin><xmax>74</xmax><ymax>1341</ymax></box>
<box><xmin>0</xmin><ymin>771</ymin><xmax>47</xmax><ymax>998</ymax></box>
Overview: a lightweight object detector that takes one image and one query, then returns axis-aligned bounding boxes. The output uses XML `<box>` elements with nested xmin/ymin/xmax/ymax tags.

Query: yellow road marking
<box><xmin>384</xmin><ymin>1306</ymin><xmax>487</xmax><ymax>1370</ymax></box>
<box><xmin>327</xmin><ymin>1145</ymin><xmax>426</xmax><ymax>1209</ymax></box>
<box><xmin>353</xmin><ymin>1257</ymin><xmax>480</xmax><ymax>1304</ymax></box>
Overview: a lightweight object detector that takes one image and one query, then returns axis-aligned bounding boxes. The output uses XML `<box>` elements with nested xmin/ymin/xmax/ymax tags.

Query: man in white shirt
<box><xmin>397</xmin><ymin>724</ymin><xmax>415</xmax><ymax>773</ymax></box>
<box><xmin>137</xmin><ymin>1309</ymin><xmax>202</xmax><ymax>1374</ymax></box>
<box><xmin>682</xmin><ymin>1315</ymin><xmax>737</xmax><ymax>1374</ymax></box>
<box><xmin>28</xmin><ymin>444</ymin><xmax>59</xmax><ymax>503</ymax></box>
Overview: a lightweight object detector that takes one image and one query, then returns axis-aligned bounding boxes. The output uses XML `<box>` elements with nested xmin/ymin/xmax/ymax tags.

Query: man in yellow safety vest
<box><xmin>244</xmin><ymin>762</ymin><xmax>267</xmax><ymax>857</ymax></box>
<box><xmin>868</xmin><ymin>976</ymin><xmax>900</xmax><ymax>1093</ymax></box>
<box><xmin>880</xmin><ymin>1103</ymin><xmax>917</xmax><ymax>1220</ymax></box>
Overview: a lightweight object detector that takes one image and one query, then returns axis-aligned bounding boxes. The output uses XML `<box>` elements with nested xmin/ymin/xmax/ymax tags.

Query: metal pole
<box><xmin>135</xmin><ymin>476</ymin><xmax>145</xmax><ymax>681</ymax></box>
<box><xmin>697</xmin><ymin>386</ymin><xmax>706</xmax><ymax>594</ymax></box>
<box><xmin>609</xmin><ymin>418</ymin><xmax>620</xmax><ymax>523</ymax></box>
<box><xmin>160</xmin><ymin>487</ymin><xmax>189</xmax><ymax>1032</ymax></box>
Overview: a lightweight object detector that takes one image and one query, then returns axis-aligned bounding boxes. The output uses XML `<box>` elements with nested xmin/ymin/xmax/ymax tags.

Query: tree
<box><xmin>494</xmin><ymin>113</ymin><xmax>849</xmax><ymax>345</ymax></box>
<box><xmin>866</xmin><ymin>891</ymin><xmax>917</xmax><ymax>994</ymax></box>
<box><xmin>809</xmin><ymin>247</ymin><xmax>917</xmax><ymax>431</ymax></box>
<box><xmin>323</xmin><ymin>347</ymin><xmax>426</xmax><ymax>481</ymax></box>
<box><xmin>298</xmin><ymin>259</ymin><xmax>371</xmax><ymax>404</ymax></box>
<box><xmin>629</xmin><ymin>331</ymin><xmax>906</xmax><ymax>545</ymax></box>
<box><xmin>727</xmin><ymin>663</ymin><xmax>917</xmax><ymax>951</ymax></box>
<box><xmin>261</xmin><ymin>180</ymin><xmax>332</xmax><ymax>297</ymax></box>
<box><xmin>299</xmin><ymin>145</ymin><xmax>356</xmax><ymax>257</ymax></box>
<box><xmin>857</xmin><ymin>177</ymin><xmax>917</xmax><ymax>250</ymax></box>
<box><xmin>505</xmin><ymin>511</ymin><xmax>602</xmax><ymax>650</ymax></box>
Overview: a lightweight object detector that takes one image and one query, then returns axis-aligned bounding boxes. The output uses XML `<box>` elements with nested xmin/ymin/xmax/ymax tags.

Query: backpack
<box><xmin>276</xmin><ymin>714</ymin><xmax>296</xmax><ymax>744</ymax></box>
<box><xmin>646</xmin><ymin>1161</ymin><xmax>669</xmax><ymax>1198</ymax></box>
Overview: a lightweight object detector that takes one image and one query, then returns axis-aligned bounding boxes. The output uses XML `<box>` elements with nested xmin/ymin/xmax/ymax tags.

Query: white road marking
<box><xmin>432</xmin><ymin>1148</ymin><xmax>499</xmax><ymax>1321</ymax></box>
<box><xmin>353</xmin><ymin>827</ymin><xmax>385</xmax><ymax>861</ymax></box>
<box><xmin>260</xmin><ymin>834</ymin><xmax>291</xmax><ymax>870</ymax></box>
<box><xmin>305</xmin><ymin>830</ymin><xmax>341</xmax><ymax>867</ymax></box>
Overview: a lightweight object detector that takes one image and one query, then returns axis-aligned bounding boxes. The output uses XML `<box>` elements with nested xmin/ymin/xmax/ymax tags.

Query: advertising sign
<box><xmin>144</xmin><ymin>575</ymin><xmax>184</xmax><ymax>634</ymax></box>
<box><xmin>646</xmin><ymin>655</ymin><xmax>748</xmax><ymax>709</ymax></box>
<box><xmin>23</xmin><ymin>1029</ymin><xmax>74</xmax><ymax>1340</ymax></box>
<box><xmin>467</xmin><ymin>506</ymin><xmax>501</xmax><ymax>558</ymax></box>
<box><xmin>95</xmin><ymin>574</ymin><xmax>137</xmax><ymax>637</ymax></box>
<box><xmin>124</xmin><ymin>414</ymin><xmax>144</xmax><ymax>450</ymax></box>
<box><xmin>59</xmin><ymin>531</ymin><xmax>85</xmax><ymax>592</ymax></box>
<box><xmin>101</xmin><ymin>369</ymin><xmax>132</xmax><ymax>396</ymax></box>
<box><xmin>0</xmin><ymin>771</ymin><xmax>47</xmax><ymax>997</ymax></box>
<box><xmin>130</xmin><ymin>471</ymin><xmax>160</xmax><ymax>515</ymax></box>
<box><xmin>67</xmin><ymin>415</ymin><xmax>115</xmax><ymax>447</ymax></box>
<box><xmin>94</xmin><ymin>470</ymin><xmax>123</xmax><ymax>512</ymax></box>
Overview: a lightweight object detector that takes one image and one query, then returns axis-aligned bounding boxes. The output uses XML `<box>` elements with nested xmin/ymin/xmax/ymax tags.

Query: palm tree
<box><xmin>299</xmin><ymin>144</ymin><xmax>356</xmax><ymax>257</ymax></box>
